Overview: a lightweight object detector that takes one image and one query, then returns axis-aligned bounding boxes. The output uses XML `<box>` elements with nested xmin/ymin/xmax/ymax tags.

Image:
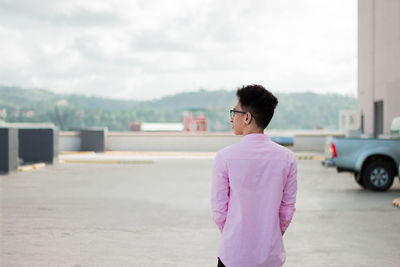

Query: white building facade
<box><xmin>358</xmin><ymin>0</ymin><xmax>400</xmax><ymax>136</ymax></box>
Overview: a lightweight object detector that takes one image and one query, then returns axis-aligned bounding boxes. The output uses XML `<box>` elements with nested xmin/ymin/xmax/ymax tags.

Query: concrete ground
<box><xmin>1</xmin><ymin>154</ymin><xmax>399</xmax><ymax>267</ymax></box>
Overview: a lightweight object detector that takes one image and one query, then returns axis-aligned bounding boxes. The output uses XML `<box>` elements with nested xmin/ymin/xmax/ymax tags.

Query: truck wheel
<box><xmin>354</xmin><ymin>172</ymin><xmax>366</xmax><ymax>188</ymax></box>
<box><xmin>362</xmin><ymin>162</ymin><xmax>394</xmax><ymax>191</ymax></box>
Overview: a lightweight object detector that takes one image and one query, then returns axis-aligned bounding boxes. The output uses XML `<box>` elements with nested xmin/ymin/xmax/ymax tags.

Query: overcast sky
<box><xmin>0</xmin><ymin>0</ymin><xmax>357</xmax><ymax>100</ymax></box>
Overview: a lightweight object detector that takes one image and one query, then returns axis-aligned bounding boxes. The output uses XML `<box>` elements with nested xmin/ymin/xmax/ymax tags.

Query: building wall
<box><xmin>358</xmin><ymin>0</ymin><xmax>400</xmax><ymax>135</ymax></box>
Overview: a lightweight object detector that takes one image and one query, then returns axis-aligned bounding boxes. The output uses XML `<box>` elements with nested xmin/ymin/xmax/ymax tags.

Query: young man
<box><xmin>211</xmin><ymin>85</ymin><xmax>297</xmax><ymax>267</ymax></box>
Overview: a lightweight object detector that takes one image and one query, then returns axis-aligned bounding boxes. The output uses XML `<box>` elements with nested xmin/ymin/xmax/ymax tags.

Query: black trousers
<box><xmin>217</xmin><ymin>257</ymin><xmax>226</xmax><ymax>267</ymax></box>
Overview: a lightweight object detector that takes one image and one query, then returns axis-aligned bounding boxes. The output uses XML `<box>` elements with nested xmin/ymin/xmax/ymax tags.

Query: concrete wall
<box><xmin>358</xmin><ymin>0</ymin><xmax>400</xmax><ymax>135</ymax></box>
<box><xmin>59</xmin><ymin>132</ymin><xmax>242</xmax><ymax>152</ymax></box>
<box><xmin>106</xmin><ymin>132</ymin><xmax>241</xmax><ymax>152</ymax></box>
<box><xmin>293</xmin><ymin>132</ymin><xmax>345</xmax><ymax>152</ymax></box>
<box><xmin>59</xmin><ymin>131</ymin><xmax>342</xmax><ymax>153</ymax></box>
<box><xmin>59</xmin><ymin>132</ymin><xmax>81</xmax><ymax>151</ymax></box>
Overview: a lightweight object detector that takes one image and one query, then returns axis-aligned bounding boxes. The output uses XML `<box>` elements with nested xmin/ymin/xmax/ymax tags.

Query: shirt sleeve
<box><xmin>211</xmin><ymin>151</ymin><xmax>230</xmax><ymax>232</ymax></box>
<box><xmin>279</xmin><ymin>155</ymin><xmax>298</xmax><ymax>232</ymax></box>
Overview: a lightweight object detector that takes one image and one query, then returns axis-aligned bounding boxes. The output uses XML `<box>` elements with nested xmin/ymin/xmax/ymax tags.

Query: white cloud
<box><xmin>0</xmin><ymin>0</ymin><xmax>357</xmax><ymax>100</ymax></box>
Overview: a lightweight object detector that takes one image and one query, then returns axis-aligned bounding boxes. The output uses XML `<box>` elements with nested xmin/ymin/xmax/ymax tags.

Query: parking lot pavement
<box><xmin>1</xmin><ymin>157</ymin><xmax>399</xmax><ymax>267</ymax></box>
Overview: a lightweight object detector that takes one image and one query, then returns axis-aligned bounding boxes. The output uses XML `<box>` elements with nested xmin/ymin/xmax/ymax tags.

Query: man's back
<box><xmin>211</xmin><ymin>133</ymin><xmax>297</xmax><ymax>267</ymax></box>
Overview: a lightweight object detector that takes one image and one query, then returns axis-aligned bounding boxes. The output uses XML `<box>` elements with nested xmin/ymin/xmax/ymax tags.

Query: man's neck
<box><xmin>242</xmin><ymin>128</ymin><xmax>264</xmax><ymax>135</ymax></box>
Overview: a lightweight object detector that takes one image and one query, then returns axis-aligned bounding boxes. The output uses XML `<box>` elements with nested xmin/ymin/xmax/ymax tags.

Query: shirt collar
<box><xmin>241</xmin><ymin>133</ymin><xmax>270</xmax><ymax>142</ymax></box>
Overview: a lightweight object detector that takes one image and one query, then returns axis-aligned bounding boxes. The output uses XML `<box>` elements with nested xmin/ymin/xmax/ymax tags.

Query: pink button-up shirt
<box><xmin>211</xmin><ymin>133</ymin><xmax>297</xmax><ymax>267</ymax></box>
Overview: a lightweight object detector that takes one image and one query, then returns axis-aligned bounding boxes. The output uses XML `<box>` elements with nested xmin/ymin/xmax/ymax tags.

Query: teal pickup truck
<box><xmin>322</xmin><ymin>119</ymin><xmax>400</xmax><ymax>191</ymax></box>
<box><xmin>322</xmin><ymin>137</ymin><xmax>400</xmax><ymax>191</ymax></box>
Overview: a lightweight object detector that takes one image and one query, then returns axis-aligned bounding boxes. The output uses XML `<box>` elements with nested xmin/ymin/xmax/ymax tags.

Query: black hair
<box><xmin>236</xmin><ymin>84</ymin><xmax>278</xmax><ymax>129</ymax></box>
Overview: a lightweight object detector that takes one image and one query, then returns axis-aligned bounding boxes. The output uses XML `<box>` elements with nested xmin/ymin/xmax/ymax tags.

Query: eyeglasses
<box><xmin>230</xmin><ymin>109</ymin><xmax>256</xmax><ymax>120</ymax></box>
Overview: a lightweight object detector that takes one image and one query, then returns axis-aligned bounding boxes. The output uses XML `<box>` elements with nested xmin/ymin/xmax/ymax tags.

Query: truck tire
<box><xmin>362</xmin><ymin>162</ymin><xmax>395</xmax><ymax>191</ymax></box>
<box><xmin>354</xmin><ymin>172</ymin><xmax>366</xmax><ymax>188</ymax></box>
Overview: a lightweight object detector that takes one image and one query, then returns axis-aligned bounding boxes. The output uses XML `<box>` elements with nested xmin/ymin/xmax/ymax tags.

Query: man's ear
<box><xmin>245</xmin><ymin>113</ymin><xmax>251</xmax><ymax>124</ymax></box>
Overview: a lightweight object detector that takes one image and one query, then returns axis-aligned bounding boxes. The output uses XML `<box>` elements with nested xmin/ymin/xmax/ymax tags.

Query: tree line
<box><xmin>0</xmin><ymin>86</ymin><xmax>356</xmax><ymax>131</ymax></box>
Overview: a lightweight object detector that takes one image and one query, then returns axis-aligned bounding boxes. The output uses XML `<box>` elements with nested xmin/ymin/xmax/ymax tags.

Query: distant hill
<box><xmin>0</xmin><ymin>86</ymin><xmax>356</xmax><ymax>131</ymax></box>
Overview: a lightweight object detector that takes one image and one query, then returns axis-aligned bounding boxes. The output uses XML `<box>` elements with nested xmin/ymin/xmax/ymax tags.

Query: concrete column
<box><xmin>0</xmin><ymin>127</ymin><xmax>19</xmax><ymax>174</ymax></box>
<box><xmin>18</xmin><ymin>128</ymin><xmax>59</xmax><ymax>164</ymax></box>
<box><xmin>80</xmin><ymin>128</ymin><xmax>107</xmax><ymax>152</ymax></box>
